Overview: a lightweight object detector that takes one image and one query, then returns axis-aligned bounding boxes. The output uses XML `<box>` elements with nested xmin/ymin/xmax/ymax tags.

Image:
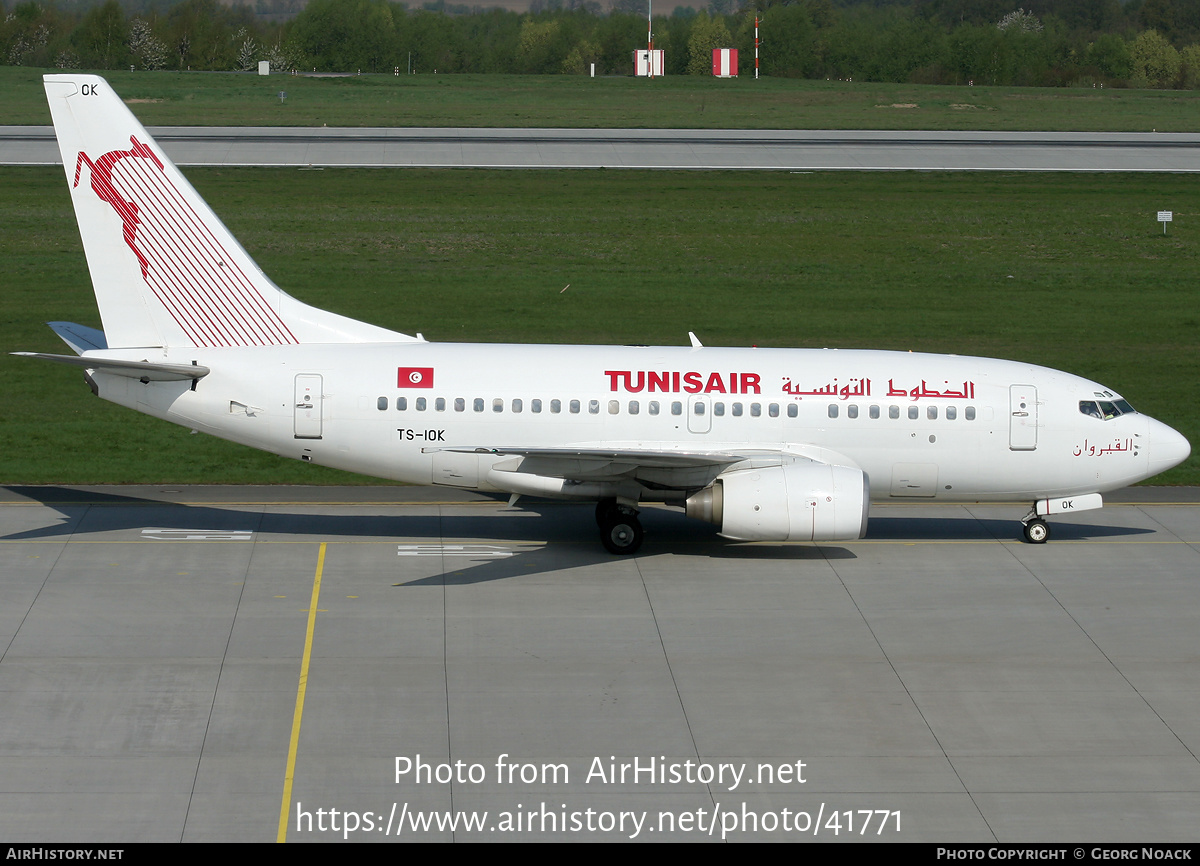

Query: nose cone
<box><xmin>1145</xmin><ymin>417</ymin><xmax>1191</xmax><ymax>478</ymax></box>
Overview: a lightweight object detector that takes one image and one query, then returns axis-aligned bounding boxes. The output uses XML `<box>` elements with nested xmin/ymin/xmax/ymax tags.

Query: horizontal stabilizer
<box><xmin>13</xmin><ymin>352</ymin><xmax>209</xmax><ymax>382</ymax></box>
<box><xmin>48</xmin><ymin>321</ymin><xmax>107</xmax><ymax>354</ymax></box>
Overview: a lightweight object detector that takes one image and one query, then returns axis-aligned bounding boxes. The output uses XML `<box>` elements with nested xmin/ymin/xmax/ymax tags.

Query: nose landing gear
<box><xmin>1020</xmin><ymin>494</ymin><xmax>1104</xmax><ymax>544</ymax></box>
<box><xmin>1021</xmin><ymin>516</ymin><xmax>1050</xmax><ymax>544</ymax></box>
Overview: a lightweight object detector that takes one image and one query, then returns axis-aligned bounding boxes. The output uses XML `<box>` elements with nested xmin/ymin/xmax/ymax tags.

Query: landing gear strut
<box><xmin>596</xmin><ymin>499</ymin><xmax>643</xmax><ymax>555</ymax></box>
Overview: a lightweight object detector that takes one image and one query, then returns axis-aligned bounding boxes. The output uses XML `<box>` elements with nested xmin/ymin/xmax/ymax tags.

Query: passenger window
<box><xmin>768</xmin><ymin>403</ymin><xmax>779</xmax><ymax>418</ymax></box>
<box><xmin>629</xmin><ymin>401</ymin><xmax>640</xmax><ymax>415</ymax></box>
<box><xmin>492</xmin><ymin>398</ymin><xmax>503</xmax><ymax>413</ymax></box>
<box><xmin>608</xmin><ymin>400</ymin><xmax>619</xmax><ymax>414</ymax></box>
<box><xmin>847</xmin><ymin>405</ymin><xmax>858</xmax><ymax>419</ymax></box>
<box><xmin>693</xmin><ymin>402</ymin><xmax>706</xmax><ymax>416</ymax></box>
<box><xmin>435</xmin><ymin>397</ymin><xmax>445</xmax><ymax>412</ymax></box>
<box><xmin>587</xmin><ymin>400</ymin><xmax>598</xmax><ymax>414</ymax></box>
<box><xmin>965</xmin><ymin>406</ymin><xmax>976</xmax><ymax>421</ymax></box>
<box><xmin>512</xmin><ymin>398</ymin><xmax>522</xmax><ymax>413</ymax></box>
<box><xmin>908</xmin><ymin>406</ymin><xmax>919</xmax><ymax>420</ymax></box>
<box><xmin>416</xmin><ymin>397</ymin><xmax>426</xmax><ymax>411</ymax></box>
<box><xmin>787</xmin><ymin>403</ymin><xmax>798</xmax><ymax>418</ymax></box>
<box><xmin>713</xmin><ymin>402</ymin><xmax>724</xmax><ymax>416</ymax></box>
<box><xmin>570</xmin><ymin>400</ymin><xmax>581</xmax><ymax>414</ymax></box>
<box><xmin>926</xmin><ymin>405</ymin><xmax>936</xmax><ymax>420</ymax></box>
<box><xmin>377</xmin><ymin>396</ymin><xmax>388</xmax><ymax>411</ymax></box>
<box><xmin>532</xmin><ymin>399</ymin><xmax>542</xmax><ymax>413</ymax></box>
<box><xmin>671</xmin><ymin>402</ymin><xmax>682</xmax><ymax>416</ymax></box>
<box><xmin>889</xmin><ymin>406</ymin><xmax>900</xmax><ymax>419</ymax></box>
<box><xmin>750</xmin><ymin>403</ymin><xmax>761</xmax><ymax>417</ymax></box>
<box><xmin>551</xmin><ymin>399</ymin><xmax>561</xmax><ymax>414</ymax></box>
<box><xmin>946</xmin><ymin>406</ymin><xmax>956</xmax><ymax>420</ymax></box>
<box><xmin>732</xmin><ymin>403</ymin><xmax>742</xmax><ymax>417</ymax></box>
<box><xmin>648</xmin><ymin>401</ymin><xmax>660</xmax><ymax>415</ymax></box>
<box><xmin>869</xmin><ymin>405</ymin><xmax>879</xmax><ymax>419</ymax></box>
<box><xmin>397</xmin><ymin>397</ymin><xmax>408</xmax><ymax>411</ymax></box>
<box><xmin>454</xmin><ymin>398</ymin><xmax>465</xmax><ymax>412</ymax></box>
<box><xmin>473</xmin><ymin>398</ymin><xmax>484</xmax><ymax>413</ymax></box>
<box><xmin>828</xmin><ymin>404</ymin><xmax>838</xmax><ymax>419</ymax></box>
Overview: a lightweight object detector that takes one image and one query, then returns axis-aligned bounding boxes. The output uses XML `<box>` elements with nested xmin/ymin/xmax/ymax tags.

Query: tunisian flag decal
<box><xmin>397</xmin><ymin>367</ymin><xmax>435</xmax><ymax>388</ymax></box>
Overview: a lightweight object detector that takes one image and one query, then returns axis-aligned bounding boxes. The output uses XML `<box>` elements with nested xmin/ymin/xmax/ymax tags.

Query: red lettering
<box><xmin>704</xmin><ymin>372</ymin><xmax>727</xmax><ymax>394</ymax></box>
<box><xmin>604</xmin><ymin>369</ymin><xmax>763</xmax><ymax>393</ymax></box>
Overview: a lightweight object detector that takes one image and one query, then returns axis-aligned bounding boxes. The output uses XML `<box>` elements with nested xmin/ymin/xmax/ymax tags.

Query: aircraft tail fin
<box><xmin>44</xmin><ymin>74</ymin><xmax>413</xmax><ymax>350</ymax></box>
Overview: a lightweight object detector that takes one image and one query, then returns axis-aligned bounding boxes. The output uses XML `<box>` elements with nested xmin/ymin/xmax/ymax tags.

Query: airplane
<box><xmin>16</xmin><ymin>74</ymin><xmax>1191</xmax><ymax>555</ymax></box>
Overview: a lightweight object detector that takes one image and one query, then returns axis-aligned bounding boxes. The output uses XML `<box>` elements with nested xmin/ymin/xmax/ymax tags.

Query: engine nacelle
<box><xmin>686</xmin><ymin>461</ymin><xmax>869</xmax><ymax>542</ymax></box>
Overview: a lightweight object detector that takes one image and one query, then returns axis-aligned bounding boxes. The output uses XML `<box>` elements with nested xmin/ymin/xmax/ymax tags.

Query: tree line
<box><xmin>4</xmin><ymin>0</ymin><xmax>1200</xmax><ymax>89</ymax></box>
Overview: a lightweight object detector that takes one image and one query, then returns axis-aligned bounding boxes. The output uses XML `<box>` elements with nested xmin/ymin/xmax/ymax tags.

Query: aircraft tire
<box><xmin>1023</xmin><ymin>518</ymin><xmax>1050</xmax><ymax>544</ymax></box>
<box><xmin>601</xmin><ymin>513</ymin><xmax>643</xmax><ymax>555</ymax></box>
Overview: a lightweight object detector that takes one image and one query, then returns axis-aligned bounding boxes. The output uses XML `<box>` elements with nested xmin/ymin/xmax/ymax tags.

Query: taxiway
<box><xmin>0</xmin><ymin>484</ymin><xmax>1197</xmax><ymax>841</ymax></box>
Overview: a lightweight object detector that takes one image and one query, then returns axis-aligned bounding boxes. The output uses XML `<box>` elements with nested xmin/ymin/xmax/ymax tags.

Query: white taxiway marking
<box><xmin>141</xmin><ymin>528</ymin><xmax>254</xmax><ymax>541</ymax></box>
<box><xmin>397</xmin><ymin>544</ymin><xmax>515</xmax><ymax>558</ymax></box>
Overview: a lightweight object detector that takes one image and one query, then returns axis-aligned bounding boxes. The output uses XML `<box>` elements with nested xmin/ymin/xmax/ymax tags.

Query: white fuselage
<box><xmin>89</xmin><ymin>342</ymin><xmax>1177</xmax><ymax>502</ymax></box>
<box><xmin>36</xmin><ymin>73</ymin><xmax>1192</xmax><ymax>552</ymax></box>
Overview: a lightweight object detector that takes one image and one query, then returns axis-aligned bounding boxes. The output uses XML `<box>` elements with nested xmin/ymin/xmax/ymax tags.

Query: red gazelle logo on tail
<box><xmin>72</xmin><ymin>136</ymin><xmax>297</xmax><ymax>347</ymax></box>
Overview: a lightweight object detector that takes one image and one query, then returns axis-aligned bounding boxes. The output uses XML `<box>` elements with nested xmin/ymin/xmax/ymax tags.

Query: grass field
<box><xmin>1</xmin><ymin>165</ymin><xmax>1196</xmax><ymax>485</ymax></box>
<box><xmin>5</xmin><ymin>67</ymin><xmax>1200</xmax><ymax>131</ymax></box>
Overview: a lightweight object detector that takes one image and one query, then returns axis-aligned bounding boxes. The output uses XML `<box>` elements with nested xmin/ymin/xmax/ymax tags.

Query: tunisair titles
<box><xmin>602</xmin><ymin>369</ymin><xmax>977</xmax><ymax>400</ymax></box>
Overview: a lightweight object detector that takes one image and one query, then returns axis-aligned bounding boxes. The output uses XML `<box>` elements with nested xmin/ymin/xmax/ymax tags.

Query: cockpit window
<box><xmin>1080</xmin><ymin>399</ymin><xmax>1136</xmax><ymax>420</ymax></box>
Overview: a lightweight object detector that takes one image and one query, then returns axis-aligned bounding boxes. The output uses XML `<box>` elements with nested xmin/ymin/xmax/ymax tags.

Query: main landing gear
<box><xmin>1021</xmin><ymin>514</ymin><xmax>1050</xmax><ymax>544</ymax></box>
<box><xmin>596</xmin><ymin>499</ymin><xmax>643</xmax><ymax>555</ymax></box>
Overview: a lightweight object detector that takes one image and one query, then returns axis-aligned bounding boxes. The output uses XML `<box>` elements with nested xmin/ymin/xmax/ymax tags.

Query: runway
<box><xmin>1</xmin><ymin>484</ymin><xmax>1197</xmax><ymax>841</ymax></box>
<box><xmin>4</xmin><ymin>126</ymin><xmax>1200</xmax><ymax>170</ymax></box>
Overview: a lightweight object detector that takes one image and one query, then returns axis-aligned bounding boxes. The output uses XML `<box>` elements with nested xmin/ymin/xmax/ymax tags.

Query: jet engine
<box><xmin>685</xmin><ymin>460</ymin><xmax>869</xmax><ymax>542</ymax></box>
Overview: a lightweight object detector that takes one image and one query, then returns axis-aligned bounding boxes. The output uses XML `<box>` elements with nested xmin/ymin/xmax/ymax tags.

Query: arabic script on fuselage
<box><xmin>779</xmin><ymin>377</ymin><xmax>977</xmax><ymax>400</ymax></box>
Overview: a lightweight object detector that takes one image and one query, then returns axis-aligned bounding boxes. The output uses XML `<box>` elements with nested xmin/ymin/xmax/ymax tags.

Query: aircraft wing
<box><xmin>462</xmin><ymin>446</ymin><xmax>745</xmax><ymax>469</ymax></box>
<box><xmin>432</xmin><ymin>445</ymin><xmax>781</xmax><ymax>491</ymax></box>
